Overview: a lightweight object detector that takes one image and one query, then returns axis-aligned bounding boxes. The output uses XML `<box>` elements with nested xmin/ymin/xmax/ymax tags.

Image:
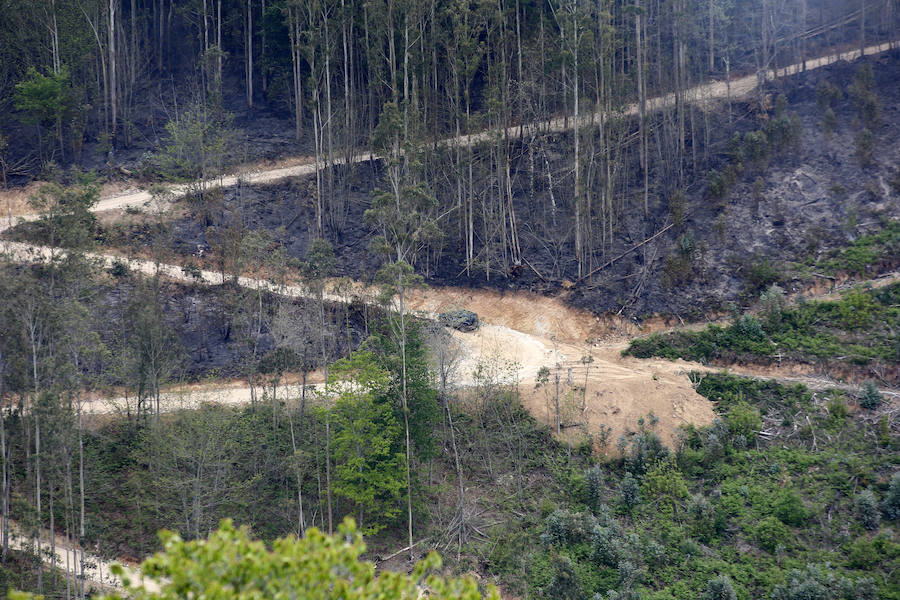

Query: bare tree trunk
<box><xmin>246</xmin><ymin>0</ymin><xmax>253</xmax><ymax>108</ymax></box>
<box><xmin>35</xmin><ymin>416</ymin><xmax>43</xmax><ymax>593</ymax></box>
<box><xmin>0</xmin><ymin>387</ymin><xmax>7</xmax><ymax>562</ymax></box>
<box><xmin>109</xmin><ymin>0</ymin><xmax>118</xmax><ymax>145</ymax></box>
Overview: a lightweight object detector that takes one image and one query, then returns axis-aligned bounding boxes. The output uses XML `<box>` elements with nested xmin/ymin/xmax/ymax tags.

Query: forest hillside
<box><xmin>0</xmin><ymin>1</ymin><xmax>898</xmax><ymax>599</ymax></box>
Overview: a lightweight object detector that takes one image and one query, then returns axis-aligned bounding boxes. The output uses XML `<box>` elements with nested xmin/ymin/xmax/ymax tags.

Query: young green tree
<box><xmin>364</xmin><ymin>101</ymin><xmax>441</xmax><ymax>559</ymax></box>
<box><xmin>158</xmin><ymin>102</ymin><xmax>233</xmax><ymax>225</ymax></box>
<box><xmin>14</xmin><ymin>67</ymin><xmax>72</xmax><ymax>163</ymax></box>
<box><xmin>327</xmin><ymin>350</ymin><xmax>404</xmax><ymax>534</ymax></box>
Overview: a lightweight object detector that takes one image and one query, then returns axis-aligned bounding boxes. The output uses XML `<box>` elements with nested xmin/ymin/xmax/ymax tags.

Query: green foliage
<box><xmin>13</xmin><ymin>518</ymin><xmax>496</xmax><ymax>600</ymax></box>
<box><xmin>769</xmin><ymin>564</ymin><xmax>876</xmax><ymax>600</ymax></box>
<box><xmin>755</xmin><ymin>515</ymin><xmax>788</xmax><ymax>553</ymax></box>
<box><xmin>772</xmin><ymin>489</ymin><xmax>808</xmax><ymax>527</ymax></box>
<box><xmin>626</xmin><ymin>284</ymin><xmax>900</xmax><ymax>376</ymax></box>
<box><xmin>641</xmin><ymin>458</ymin><xmax>689</xmax><ymax>516</ymax></box>
<box><xmin>708</xmin><ymin>170</ymin><xmax>728</xmax><ymax>200</ymax></box>
<box><xmin>855</xmin><ymin>489</ymin><xmax>881</xmax><ymax>530</ymax></box>
<box><xmin>745</xmin><ymin>258</ymin><xmax>783</xmax><ymax>293</ymax></box>
<box><xmin>742</xmin><ymin>130</ymin><xmax>769</xmax><ymax>163</ymax></box>
<box><xmin>884</xmin><ymin>473</ymin><xmax>900</xmax><ymax>521</ymax></box>
<box><xmin>25</xmin><ymin>177</ymin><xmax>99</xmax><ymax>249</ymax></box>
<box><xmin>585</xmin><ymin>465</ymin><xmax>605</xmax><ymax>510</ymax></box>
<box><xmin>813</xmin><ymin>221</ymin><xmax>900</xmax><ymax>277</ymax></box>
<box><xmin>858</xmin><ymin>380</ymin><xmax>882</xmax><ymax>410</ymax></box>
<box><xmin>847</xmin><ymin>65</ymin><xmax>881</xmax><ymax>128</ymax></box>
<box><xmin>701</xmin><ymin>575</ymin><xmax>737</xmax><ymax>600</ymax></box>
<box><xmin>726</xmin><ymin>402</ymin><xmax>761</xmax><ymax>440</ymax></box>
<box><xmin>157</xmin><ymin>103</ymin><xmax>233</xmax><ymax>214</ymax></box>
<box><xmin>14</xmin><ymin>67</ymin><xmax>72</xmax><ymax>126</ymax></box>
<box><xmin>620</xmin><ymin>472</ymin><xmax>641</xmax><ymax>508</ymax></box>
<box><xmin>367</xmin><ymin>322</ymin><xmax>440</xmax><ymax>460</ymax></box>
<box><xmin>548</xmin><ymin>555</ymin><xmax>583</xmax><ymax>600</ymax></box>
<box><xmin>815</xmin><ymin>80</ymin><xmax>843</xmax><ymax>112</ymax></box>
<box><xmin>327</xmin><ymin>350</ymin><xmax>405</xmax><ymax>534</ymax></box>
<box><xmin>759</xmin><ymin>284</ymin><xmax>787</xmax><ymax>329</ymax></box>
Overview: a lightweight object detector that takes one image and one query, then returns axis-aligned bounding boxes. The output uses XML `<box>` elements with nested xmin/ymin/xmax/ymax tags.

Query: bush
<box><xmin>701</xmin><ymin>575</ymin><xmax>737</xmax><ymax>600</ymax></box>
<box><xmin>688</xmin><ymin>494</ymin><xmax>718</xmax><ymax>541</ymax></box>
<box><xmin>755</xmin><ymin>515</ymin><xmax>788</xmax><ymax>552</ymax></box>
<box><xmin>726</xmin><ymin>401</ymin><xmax>762</xmax><ymax>440</ymax></box>
<box><xmin>771</xmin><ymin>564</ymin><xmax>876</xmax><ymax>600</ymax></box>
<box><xmin>773</xmin><ymin>489</ymin><xmax>808</xmax><ymax>527</ymax></box>
<box><xmin>858</xmin><ymin>380</ymin><xmax>882</xmax><ymax>410</ymax></box>
<box><xmin>745</xmin><ymin>258</ymin><xmax>782</xmax><ymax>292</ymax></box>
<box><xmin>591</xmin><ymin>524</ymin><xmax>626</xmax><ymax>567</ymax></box>
<box><xmin>548</xmin><ymin>555</ymin><xmax>582</xmax><ymax>600</ymax></box>
<box><xmin>759</xmin><ymin>284</ymin><xmax>787</xmax><ymax>329</ymax></box>
<box><xmin>620</xmin><ymin>472</ymin><xmax>641</xmax><ymax>508</ymax></box>
<box><xmin>856</xmin><ymin>489</ymin><xmax>881</xmax><ymax>530</ymax></box>
<box><xmin>815</xmin><ymin>80</ymin><xmax>843</xmax><ymax>111</ymax></box>
<box><xmin>884</xmin><ymin>472</ymin><xmax>900</xmax><ymax>520</ymax></box>
<box><xmin>585</xmin><ymin>466</ymin><xmax>605</xmax><ymax>510</ymax></box>
<box><xmin>742</xmin><ymin>130</ymin><xmax>769</xmax><ymax>163</ymax></box>
<box><xmin>733</xmin><ymin>315</ymin><xmax>765</xmax><ymax>341</ymax></box>
<box><xmin>541</xmin><ymin>510</ymin><xmax>598</xmax><ymax>547</ymax></box>
<box><xmin>708</xmin><ymin>170</ymin><xmax>728</xmax><ymax>200</ymax></box>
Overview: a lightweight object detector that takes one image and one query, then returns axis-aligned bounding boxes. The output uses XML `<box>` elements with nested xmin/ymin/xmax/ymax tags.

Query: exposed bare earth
<box><xmin>2</xmin><ymin>42</ymin><xmax>898</xmax><ymax>594</ymax></box>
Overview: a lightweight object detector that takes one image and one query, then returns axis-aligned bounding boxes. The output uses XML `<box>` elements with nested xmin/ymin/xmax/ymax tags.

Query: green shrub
<box><xmin>548</xmin><ymin>555</ymin><xmax>583</xmax><ymax>600</ymax></box>
<box><xmin>856</xmin><ymin>489</ymin><xmax>881</xmax><ymax>530</ymax></box>
<box><xmin>755</xmin><ymin>515</ymin><xmax>788</xmax><ymax>552</ymax></box>
<box><xmin>700</xmin><ymin>575</ymin><xmax>737</xmax><ymax>600</ymax></box>
<box><xmin>884</xmin><ymin>472</ymin><xmax>900</xmax><ymax>520</ymax></box>
<box><xmin>726</xmin><ymin>401</ymin><xmax>761</xmax><ymax>440</ymax></box>
<box><xmin>858</xmin><ymin>380</ymin><xmax>883</xmax><ymax>410</ymax></box>
<box><xmin>585</xmin><ymin>466</ymin><xmax>605</xmax><ymax>511</ymax></box>
<box><xmin>770</xmin><ymin>564</ymin><xmax>876</xmax><ymax>600</ymax></box>
<box><xmin>542</xmin><ymin>510</ymin><xmax>598</xmax><ymax>547</ymax></box>
<box><xmin>772</xmin><ymin>489</ymin><xmax>808</xmax><ymax>526</ymax></box>
<box><xmin>759</xmin><ymin>284</ymin><xmax>787</xmax><ymax>329</ymax></box>
<box><xmin>708</xmin><ymin>170</ymin><xmax>728</xmax><ymax>200</ymax></box>
<box><xmin>745</xmin><ymin>258</ymin><xmax>782</xmax><ymax>292</ymax></box>
<box><xmin>815</xmin><ymin>80</ymin><xmax>843</xmax><ymax>111</ymax></box>
<box><xmin>742</xmin><ymin>130</ymin><xmax>769</xmax><ymax>163</ymax></box>
<box><xmin>837</xmin><ymin>289</ymin><xmax>877</xmax><ymax>329</ymax></box>
<box><xmin>620</xmin><ymin>472</ymin><xmax>641</xmax><ymax>508</ymax></box>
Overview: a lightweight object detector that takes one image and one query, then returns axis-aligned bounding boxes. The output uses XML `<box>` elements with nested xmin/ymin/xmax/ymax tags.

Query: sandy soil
<box><xmin>8</xmin><ymin>520</ymin><xmax>160</xmax><ymax>594</ymax></box>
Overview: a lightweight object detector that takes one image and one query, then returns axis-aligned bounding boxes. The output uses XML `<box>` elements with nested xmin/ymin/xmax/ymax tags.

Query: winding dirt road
<box><xmin>2</xmin><ymin>38</ymin><xmax>897</xmax><ymax>599</ymax></box>
<box><xmin>2</xmin><ymin>39</ymin><xmax>898</xmax><ymax>446</ymax></box>
<box><xmin>2</xmin><ymin>40</ymin><xmax>895</xmax><ymax>229</ymax></box>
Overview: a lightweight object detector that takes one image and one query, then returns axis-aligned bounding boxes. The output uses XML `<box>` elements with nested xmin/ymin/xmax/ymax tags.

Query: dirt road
<box><xmin>8</xmin><ymin>520</ymin><xmax>161</xmax><ymax>594</ymax></box>
<box><xmin>2</xmin><ymin>40</ymin><xmax>894</xmax><ymax>228</ymax></box>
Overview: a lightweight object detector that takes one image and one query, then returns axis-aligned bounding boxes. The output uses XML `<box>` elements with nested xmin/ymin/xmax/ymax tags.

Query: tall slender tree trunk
<box><xmin>246</xmin><ymin>0</ymin><xmax>254</xmax><ymax>107</ymax></box>
<box><xmin>109</xmin><ymin>0</ymin><xmax>118</xmax><ymax>145</ymax></box>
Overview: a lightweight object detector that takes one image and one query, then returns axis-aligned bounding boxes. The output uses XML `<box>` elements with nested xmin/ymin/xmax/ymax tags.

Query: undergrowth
<box><xmin>625</xmin><ymin>283</ymin><xmax>900</xmax><ymax>383</ymax></box>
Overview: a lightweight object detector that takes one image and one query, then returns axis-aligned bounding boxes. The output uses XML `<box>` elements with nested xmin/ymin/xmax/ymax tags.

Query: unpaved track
<box><xmin>8</xmin><ymin>520</ymin><xmax>161</xmax><ymax>594</ymax></box>
<box><xmin>2</xmin><ymin>40</ymin><xmax>895</xmax><ymax>229</ymax></box>
<box><xmin>1</xmin><ymin>238</ymin><xmax>716</xmax><ymax>446</ymax></box>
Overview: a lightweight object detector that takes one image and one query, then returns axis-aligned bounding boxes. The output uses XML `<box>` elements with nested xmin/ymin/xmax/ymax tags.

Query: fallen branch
<box><xmin>522</xmin><ymin>256</ymin><xmax>547</xmax><ymax>282</ymax></box>
<box><xmin>377</xmin><ymin>538</ymin><xmax>428</xmax><ymax>563</ymax></box>
<box><xmin>575</xmin><ymin>222</ymin><xmax>674</xmax><ymax>285</ymax></box>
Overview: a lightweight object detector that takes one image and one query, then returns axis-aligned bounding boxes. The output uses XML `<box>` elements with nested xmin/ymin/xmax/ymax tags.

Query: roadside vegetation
<box><xmin>626</xmin><ymin>283</ymin><xmax>900</xmax><ymax>384</ymax></box>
